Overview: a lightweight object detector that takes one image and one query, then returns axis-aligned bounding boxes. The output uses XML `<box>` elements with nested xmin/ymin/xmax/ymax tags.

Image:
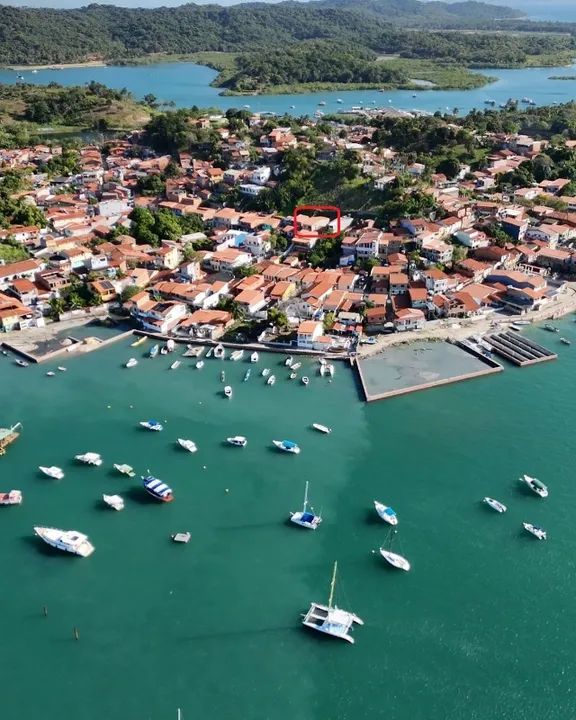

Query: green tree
<box><xmin>268</xmin><ymin>306</ymin><xmax>289</xmax><ymax>331</ymax></box>
<box><xmin>120</xmin><ymin>285</ymin><xmax>142</xmax><ymax>303</ymax></box>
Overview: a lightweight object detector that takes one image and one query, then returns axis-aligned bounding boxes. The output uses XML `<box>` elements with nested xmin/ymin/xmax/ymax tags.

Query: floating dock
<box><xmin>485</xmin><ymin>332</ymin><xmax>557</xmax><ymax>367</ymax></box>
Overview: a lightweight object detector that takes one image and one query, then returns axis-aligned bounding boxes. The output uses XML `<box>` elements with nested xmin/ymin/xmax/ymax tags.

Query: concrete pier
<box><xmin>485</xmin><ymin>332</ymin><xmax>557</xmax><ymax>367</ymax></box>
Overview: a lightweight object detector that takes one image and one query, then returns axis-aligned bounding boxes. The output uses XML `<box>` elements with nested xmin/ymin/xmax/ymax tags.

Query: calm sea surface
<box><xmin>2</xmin><ymin>61</ymin><xmax>576</xmax><ymax>117</ymax></box>
<box><xmin>1</xmin><ymin>322</ymin><xmax>576</xmax><ymax>720</ymax></box>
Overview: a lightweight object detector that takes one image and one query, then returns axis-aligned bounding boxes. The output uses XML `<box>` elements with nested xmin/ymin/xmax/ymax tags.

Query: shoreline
<box><xmin>5</xmin><ymin>61</ymin><xmax>107</xmax><ymax>71</ymax></box>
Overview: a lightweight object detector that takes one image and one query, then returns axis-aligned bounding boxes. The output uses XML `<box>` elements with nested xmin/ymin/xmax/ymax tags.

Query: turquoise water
<box><xmin>2</xmin><ymin>61</ymin><xmax>576</xmax><ymax>117</ymax></box>
<box><xmin>1</xmin><ymin>324</ymin><xmax>576</xmax><ymax>719</ymax></box>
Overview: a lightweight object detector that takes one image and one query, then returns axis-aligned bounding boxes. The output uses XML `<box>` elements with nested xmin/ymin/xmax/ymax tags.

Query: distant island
<box><xmin>0</xmin><ymin>0</ymin><xmax>572</xmax><ymax>95</ymax></box>
<box><xmin>549</xmin><ymin>75</ymin><xmax>576</xmax><ymax>80</ymax></box>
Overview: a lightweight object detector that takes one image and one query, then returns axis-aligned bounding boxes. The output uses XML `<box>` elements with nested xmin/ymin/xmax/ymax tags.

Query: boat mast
<box><xmin>328</xmin><ymin>561</ymin><xmax>337</xmax><ymax>609</ymax></box>
<box><xmin>303</xmin><ymin>481</ymin><xmax>309</xmax><ymax>513</ymax></box>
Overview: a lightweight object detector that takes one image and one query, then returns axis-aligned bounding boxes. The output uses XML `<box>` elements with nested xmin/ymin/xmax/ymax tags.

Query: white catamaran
<box><xmin>302</xmin><ymin>561</ymin><xmax>364</xmax><ymax>644</ymax></box>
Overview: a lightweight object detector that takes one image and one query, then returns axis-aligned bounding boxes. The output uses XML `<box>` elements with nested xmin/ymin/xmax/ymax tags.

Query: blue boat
<box><xmin>139</xmin><ymin>419</ymin><xmax>164</xmax><ymax>432</ymax></box>
<box><xmin>273</xmin><ymin>439</ymin><xmax>301</xmax><ymax>455</ymax></box>
<box><xmin>142</xmin><ymin>475</ymin><xmax>174</xmax><ymax>502</ymax></box>
<box><xmin>149</xmin><ymin>344</ymin><xmax>159</xmax><ymax>358</ymax></box>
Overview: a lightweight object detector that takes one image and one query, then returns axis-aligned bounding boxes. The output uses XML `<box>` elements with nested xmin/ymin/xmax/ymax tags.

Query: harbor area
<box><xmin>484</xmin><ymin>332</ymin><xmax>557</xmax><ymax>367</ymax></box>
<box><xmin>356</xmin><ymin>340</ymin><xmax>502</xmax><ymax>402</ymax></box>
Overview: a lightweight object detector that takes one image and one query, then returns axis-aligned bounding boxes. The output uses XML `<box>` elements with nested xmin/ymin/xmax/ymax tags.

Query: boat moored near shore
<box><xmin>142</xmin><ymin>475</ymin><xmax>174</xmax><ymax>502</ymax></box>
<box><xmin>34</xmin><ymin>526</ymin><xmax>95</xmax><ymax>557</ymax></box>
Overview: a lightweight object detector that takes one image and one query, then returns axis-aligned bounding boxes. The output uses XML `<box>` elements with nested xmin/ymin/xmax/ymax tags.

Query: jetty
<box><xmin>0</xmin><ymin>422</ymin><xmax>22</xmax><ymax>456</ymax></box>
<box><xmin>484</xmin><ymin>332</ymin><xmax>557</xmax><ymax>367</ymax></box>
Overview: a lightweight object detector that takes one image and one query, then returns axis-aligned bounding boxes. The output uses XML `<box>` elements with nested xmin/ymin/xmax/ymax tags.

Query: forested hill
<box><xmin>315</xmin><ymin>0</ymin><xmax>524</xmax><ymax>27</ymax></box>
<box><xmin>0</xmin><ymin>0</ymin><xmax>528</xmax><ymax>66</ymax></box>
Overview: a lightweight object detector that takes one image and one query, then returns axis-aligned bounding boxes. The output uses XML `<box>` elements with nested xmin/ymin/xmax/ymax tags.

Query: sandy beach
<box><xmin>5</xmin><ymin>61</ymin><xmax>107</xmax><ymax>71</ymax></box>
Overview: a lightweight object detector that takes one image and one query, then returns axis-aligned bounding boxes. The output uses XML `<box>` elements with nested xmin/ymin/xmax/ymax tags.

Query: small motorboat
<box><xmin>327</xmin><ymin>364</ymin><xmax>335</xmax><ymax>377</ymax></box>
<box><xmin>230</xmin><ymin>350</ymin><xmax>244</xmax><ymax>361</ymax></box>
<box><xmin>379</xmin><ymin>547</ymin><xmax>411</xmax><ymax>571</ymax></box>
<box><xmin>312</xmin><ymin>423</ymin><xmax>331</xmax><ymax>434</ymax></box>
<box><xmin>250</xmin><ymin>352</ymin><xmax>259</xmax><ymax>363</ymax></box>
<box><xmin>374</xmin><ymin>501</ymin><xmax>398</xmax><ymax>525</ymax></box>
<box><xmin>15</xmin><ymin>359</ymin><xmax>28</xmax><ymax>367</ymax></box>
<box><xmin>103</xmin><ymin>494</ymin><xmax>124</xmax><ymax>511</ymax></box>
<box><xmin>301</xmin><ymin>376</ymin><xmax>309</xmax><ymax>386</ymax></box>
<box><xmin>196</xmin><ymin>360</ymin><xmax>204</xmax><ymax>369</ymax></box>
<box><xmin>140</xmin><ymin>419</ymin><xmax>164</xmax><ymax>432</ymax></box>
<box><xmin>227</xmin><ymin>436</ymin><xmax>247</xmax><ymax>447</ymax></box>
<box><xmin>560</xmin><ymin>337</ymin><xmax>571</xmax><ymax>345</ymax></box>
<box><xmin>34</xmin><ymin>526</ymin><xmax>95</xmax><ymax>557</ymax></box>
<box><xmin>172</xmin><ymin>532</ymin><xmax>191</xmax><ymax>543</ymax></box>
<box><xmin>205</xmin><ymin>346</ymin><xmax>214</xmax><ymax>358</ymax></box>
<box><xmin>224</xmin><ymin>385</ymin><xmax>233</xmax><ymax>398</ymax></box>
<box><xmin>114</xmin><ymin>463</ymin><xmax>135</xmax><ymax>478</ymax></box>
<box><xmin>142</xmin><ymin>475</ymin><xmax>173</xmax><ymax>502</ymax></box>
<box><xmin>39</xmin><ymin>465</ymin><xmax>64</xmax><ymax>480</ymax></box>
<box><xmin>483</xmin><ymin>497</ymin><xmax>507</xmax><ymax>513</ymax></box>
<box><xmin>262</xmin><ymin>368</ymin><xmax>270</xmax><ymax>377</ymax></box>
<box><xmin>289</xmin><ymin>372</ymin><xmax>297</xmax><ymax>380</ymax></box>
<box><xmin>523</xmin><ymin>522</ymin><xmax>547</xmax><ymax>540</ymax></box>
<box><xmin>75</xmin><ymin>452</ymin><xmax>103</xmax><ymax>466</ymax></box>
<box><xmin>57</xmin><ymin>366</ymin><xmax>67</xmax><ymax>372</ymax></box>
<box><xmin>267</xmin><ymin>374</ymin><xmax>276</xmax><ymax>385</ymax></box>
<box><xmin>160</xmin><ymin>346</ymin><xmax>169</xmax><ymax>356</ymax></box>
<box><xmin>177</xmin><ymin>438</ymin><xmax>197</xmax><ymax>453</ymax></box>
<box><xmin>131</xmin><ymin>336</ymin><xmax>147</xmax><ymax>347</ymax></box>
<box><xmin>285</xmin><ymin>356</ymin><xmax>293</xmax><ymax>367</ymax></box>
<box><xmin>214</xmin><ymin>344</ymin><xmax>225</xmax><ymax>359</ymax></box>
<box><xmin>544</xmin><ymin>324</ymin><xmax>559</xmax><ymax>332</ymax></box>
<box><xmin>166</xmin><ymin>339</ymin><xmax>175</xmax><ymax>353</ymax></box>
<box><xmin>290</xmin><ymin>481</ymin><xmax>322</xmax><ymax>529</ymax></box>
<box><xmin>291</xmin><ymin>362</ymin><xmax>301</xmax><ymax>371</ymax></box>
<box><xmin>243</xmin><ymin>369</ymin><xmax>251</xmax><ymax>382</ymax></box>
<box><xmin>46</xmin><ymin>371</ymin><xmax>55</xmax><ymax>377</ymax></box>
<box><xmin>0</xmin><ymin>490</ymin><xmax>22</xmax><ymax>505</ymax></box>
<box><xmin>149</xmin><ymin>344</ymin><xmax>159</xmax><ymax>358</ymax></box>
<box><xmin>220</xmin><ymin>369</ymin><xmax>226</xmax><ymax>382</ymax></box>
<box><xmin>319</xmin><ymin>364</ymin><xmax>327</xmax><ymax>376</ymax></box>
<box><xmin>520</xmin><ymin>474</ymin><xmax>548</xmax><ymax>498</ymax></box>
<box><xmin>170</xmin><ymin>360</ymin><xmax>181</xmax><ymax>370</ymax></box>
<box><xmin>273</xmin><ymin>440</ymin><xmax>300</xmax><ymax>454</ymax></box>
<box><xmin>125</xmin><ymin>358</ymin><xmax>138</xmax><ymax>368</ymax></box>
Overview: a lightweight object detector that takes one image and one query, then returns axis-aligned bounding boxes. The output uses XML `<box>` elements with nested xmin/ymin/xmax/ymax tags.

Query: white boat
<box><xmin>302</xmin><ymin>562</ymin><xmax>363</xmax><ymax>644</ymax></box>
<box><xmin>267</xmin><ymin>374</ymin><xmax>276</xmax><ymax>385</ymax></box>
<box><xmin>166</xmin><ymin>339</ymin><xmax>175</xmax><ymax>352</ymax></box>
<box><xmin>560</xmin><ymin>337</ymin><xmax>571</xmax><ymax>345</ymax></box>
<box><xmin>243</xmin><ymin>369</ymin><xmax>251</xmax><ymax>382</ymax></box>
<box><xmin>250</xmin><ymin>352</ymin><xmax>259</xmax><ymax>363</ymax></box>
<box><xmin>0</xmin><ymin>489</ymin><xmax>22</xmax><ymax>505</ymax></box>
<box><xmin>483</xmin><ymin>497</ymin><xmax>507</xmax><ymax>513</ymax></box>
<box><xmin>46</xmin><ymin>371</ymin><xmax>55</xmax><ymax>377</ymax></box>
<box><xmin>149</xmin><ymin>344</ymin><xmax>159</xmax><ymax>358</ymax></box>
<box><xmin>291</xmin><ymin>362</ymin><xmax>301</xmax><ymax>371</ymax></box>
<box><xmin>172</xmin><ymin>532</ymin><xmax>191</xmax><ymax>543</ymax></box>
<box><xmin>523</xmin><ymin>522</ymin><xmax>547</xmax><ymax>540</ymax></box>
<box><xmin>301</xmin><ymin>376</ymin><xmax>309</xmax><ymax>386</ymax></box>
<box><xmin>221</xmin><ymin>370</ymin><xmax>226</xmax><ymax>382</ymax></box>
<box><xmin>114</xmin><ymin>463</ymin><xmax>135</xmax><ymax>478</ymax></box>
<box><xmin>140</xmin><ymin>419</ymin><xmax>164</xmax><ymax>432</ymax></box>
<box><xmin>195</xmin><ymin>360</ymin><xmax>204</xmax><ymax>369</ymax></box>
<box><xmin>379</xmin><ymin>547</ymin><xmax>411</xmax><ymax>571</ymax></box>
<box><xmin>39</xmin><ymin>465</ymin><xmax>64</xmax><ymax>480</ymax></box>
<box><xmin>177</xmin><ymin>438</ymin><xmax>197</xmax><ymax>453</ymax></box>
<box><xmin>57</xmin><ymin>366</ymin><xmax>67</xmax><ymax>372</ymax></box>
<box><xmin>227</xmin><ymin>436</ymin><xmax>247</xmax><ymax>447</ymax></box>
<box><xmin>15</xmin><ymin>359</ymin><xmax>28</xmax><ymax>367</ymax></box>
<box><xmin>75</xmin><ymin>452</ymin><xmax>103</xmax><ymax>466</ymax></box>
<box><xmin>214</xmin><ymin>344</ymin><xmax>225</xmax><ymax>359</ymax></box>
<box><xmin>273</xmin><ymin>439</ymin><xmax>300</xmax><ymax>454</ymax></box>
<box><xmin>262</xmin><ymin>368</ymin><xmax>270</xmax><ymax>377</ymax></box>
<box><xmin>230</xmin><ymin>350</ymin><xmax>244</xmax><ymax>361</ymax></box>
<box><xmin>290</xmin><ymin>481</ymin><xmax>322</xmax><ymax>529</ymax></box>
<box><xmin>374</xmin><ymin>501</ymin><xmax>398</xmax><ymax>525</ymax></box>
<box><xmin>160</xmin><ymin>346</ymin><xmax>169</xmax><ymax>355</ymax></box>
<box><xmin>289</xmin><ymin>372</ymin><xmax>297</xmax><ymax>380</ymax></box>
<box><xmin>34</xmin><ymin>527</ymin><xmax>95</xmax><ymax>557</ymax></box>
<box><xmin>312</xmin><ymin>423</ymin><xmax>331</xmax><ymax>434</ymax></box>
<box><xmin>103</xmin><ymin>494</ymin><xmax>124</xmax><ymax>511</ymax></box>
<box><xmin>170</xmin><ymin>360</ymin><xmax>181</xmax><ymax>370</ymax></box>
<box><xmin>224</xmin><ymin>385</ymin><xmax>233</xmax><ymax>398</ymax></box>
<box><xmin>319</xmin><ymin>364</ymin><xmax>327</xmax><ymax>376</ymax></box>
<box><xmin>125</xmin><ymin>357</ymin><xmax>138</xmax><ymax>368</ymax></box>
<box><xmin>520</xmin><ymin>474</ymin><xmax>548</xmax><ymax>498</ymax></box>
<box><xmin>285</xmin><ymin>356</ymin><xmax>293</xmax><ymax>367</ymax></box>
<box><xmin>327</xmin><ymin>364</ymin><xmax>335</xmax><ymax>377</ymax></box>
<box><xmin>206</xmin><ymin>346</ymin><xmax>214</xmax><ymax>358</ymax></box>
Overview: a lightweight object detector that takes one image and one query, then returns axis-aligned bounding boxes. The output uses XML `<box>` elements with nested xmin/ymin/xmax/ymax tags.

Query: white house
<box><xmin>240</xmin><ymin>184</ymin><xmax>267</xmax><ymax>197</ymax></box>
<box><xmin>209</xmin><ymin>249</ymin><xmax>252</xmax><ymax>273</ymax></box>
<box><xmin>251</xmin><ymin>166</ymin><xmax>271</xmax><ymax>185</ymax></box>
<box><xmin>297</xmin><ymin>320</ymin><xmax>323</xmax><ymax>349</ymax></box>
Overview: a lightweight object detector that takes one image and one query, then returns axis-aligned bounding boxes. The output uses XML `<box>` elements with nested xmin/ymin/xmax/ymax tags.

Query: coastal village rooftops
<box><xmin>0</xmin><ymin>259</ymin><xmax>42</xmax><ymax>279</ymax></box>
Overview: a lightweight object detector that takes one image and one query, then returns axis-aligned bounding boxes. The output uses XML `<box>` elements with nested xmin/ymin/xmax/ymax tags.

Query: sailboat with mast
<box><xmin>301</xmin><ymin>562</ymin><xmax>364</xmax><ymax>643</ymax></box>
<box><xmin>378</xmin><ymin>529</ymin><xmax>411</xmax><ymax>571</ymax></box>
<box><xmin>290</xmin><ymin>481</ymin><xmax>322</xmax><ymax>529</ymax></box>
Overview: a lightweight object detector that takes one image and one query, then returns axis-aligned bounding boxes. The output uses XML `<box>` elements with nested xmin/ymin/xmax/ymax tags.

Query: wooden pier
<box><xmin>485</xmin><ymin>332</ymin><xmax>557</xmax><ymax>367</ymax></box>
<box><xmin>0</xmin><ymin>422</ymin><xmax>22</xmax><ymax>456</ymax></box>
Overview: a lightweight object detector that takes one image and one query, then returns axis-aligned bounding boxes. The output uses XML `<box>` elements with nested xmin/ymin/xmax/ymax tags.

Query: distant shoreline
<box><xmin>5</xmin><ymin>61</ymin><xmax>107</xmax><ymax>71</ymax></box>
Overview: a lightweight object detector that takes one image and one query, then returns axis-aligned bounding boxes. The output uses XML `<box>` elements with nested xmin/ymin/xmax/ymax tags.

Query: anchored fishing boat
<box><xmin>142</xmin><ymin>475</ymin><xmax>174</xmax><ymax>502</ymax></box>
<box><xmin>0</xmin><ymin>490</ymin><xmax>22</xmax><ymax>505</ymax></box>
<box><xmin>114</xmin><ymin>463</ymin><xmax>135</xmax><ymax>478</ymax></box>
